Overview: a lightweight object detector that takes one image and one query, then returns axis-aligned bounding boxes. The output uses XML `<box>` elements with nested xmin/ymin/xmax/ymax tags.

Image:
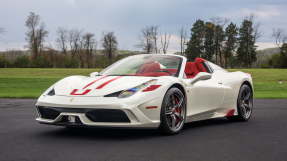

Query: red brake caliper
<box><xmin>174</xmin><ymin>97</ymin><xmax>182</xmax><ymax>124</ymax></box>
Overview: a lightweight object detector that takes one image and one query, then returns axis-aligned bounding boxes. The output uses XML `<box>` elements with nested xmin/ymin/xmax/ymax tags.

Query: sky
<box><xmin>0</xmin><ymin>0</ymin><xmax>286</xmax><ymax>52</ymax></box>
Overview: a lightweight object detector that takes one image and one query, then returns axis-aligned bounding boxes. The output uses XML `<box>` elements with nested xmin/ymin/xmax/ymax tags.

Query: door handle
<box><xmin>218</xmin><ymin>82</ymin><xmax>223</xmax><ymax>85</ymax></box>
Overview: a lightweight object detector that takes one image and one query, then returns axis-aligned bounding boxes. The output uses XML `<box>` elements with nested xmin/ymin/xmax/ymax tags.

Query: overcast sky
<box><xmin>0</xmin><ymin>0</ymin><xmax>286</xmax><ymax>51</ymax></box>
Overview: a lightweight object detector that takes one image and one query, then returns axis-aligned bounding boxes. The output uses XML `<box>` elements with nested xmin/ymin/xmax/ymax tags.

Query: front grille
<box><xmin>36</xmin><ymin>106</ymin><xmax>130</xmax><ymax>123</ymax></box>
<box><xmin>86</xmin><ymin>109</ymin><xmax>130</xmax><ymax>123</ymax></box>
<box><xmin>37</xmin><ymin>106</ymin><xmax>60</xmax><ymax>120</ymax></box>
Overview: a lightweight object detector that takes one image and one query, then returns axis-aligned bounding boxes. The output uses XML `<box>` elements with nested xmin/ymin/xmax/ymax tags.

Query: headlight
<box><xmin>104</xmin><ymin>79</ymin><xmax>161</xmax><ymax>98</ymax></box>
<box><xmin>118</xmin><ymin>79</ymin><xmax>160</xmax><ymax>98</ymax></box>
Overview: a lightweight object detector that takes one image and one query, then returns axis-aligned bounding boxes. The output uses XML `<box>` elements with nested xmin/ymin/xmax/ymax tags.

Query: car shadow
<box><xmin>36</xmin><ymin>118</ymin><xmax>239</xmax><ymax>140</ymax></box>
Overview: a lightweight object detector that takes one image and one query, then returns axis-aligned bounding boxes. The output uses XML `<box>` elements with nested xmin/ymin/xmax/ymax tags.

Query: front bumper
<box><xmin>35</xmin><ymin>95</ymin><xmax>162</xmax><ymax>128</ymax></box>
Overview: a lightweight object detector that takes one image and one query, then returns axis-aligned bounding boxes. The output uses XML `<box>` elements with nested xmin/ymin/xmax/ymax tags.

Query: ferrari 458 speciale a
<box><xmin>35</xmin><ymin>54</ymin><xmax>253</xmax><ymax>134</ymax></box>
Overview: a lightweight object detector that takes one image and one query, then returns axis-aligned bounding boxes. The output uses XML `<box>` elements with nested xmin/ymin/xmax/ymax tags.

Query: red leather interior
<box><xmin>184</xmin><ymin>58</ymin><xmax>208</xmax><ymax>78</ymax></box>
<box><xmin>184</xmin><ymin>62</ymin><xmax>199</xmax><ymax>78</ymax></box>
<box><xmin>195</xmin><ymin>58</ymin><xmax>207</xmax><ymax>72</ymax></box>
<box><xmin>137</xmin><ymin>62</ymin><xmax>161</xmax><ymax>74</ymax></box>
<box><xmin>136</xmin><ymin>62</ymin><xmax>178</xmax><ymax>77</ymax></box>
<box><xmin>165</xmin><ymin>68</ymin><xmax>178</xmax><ymax>75</ymax></box>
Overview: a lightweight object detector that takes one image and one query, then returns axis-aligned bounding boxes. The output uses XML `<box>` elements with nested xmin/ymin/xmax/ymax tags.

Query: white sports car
<box><xmin>36</xmin><ymin>54</ymin><xmax>253</xmax><ymax>134</ymax></box>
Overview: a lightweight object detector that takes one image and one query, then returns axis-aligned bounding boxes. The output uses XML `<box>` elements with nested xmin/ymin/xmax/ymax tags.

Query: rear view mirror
<box><xmin>190</xmin><ymin>72</ymin><xmax>211</xmax><ymax>84</ymax></box>
<box><xmin>90</xmin><ymin>72</ymin><xmax>99</xmax><ymax>77</ymax></box>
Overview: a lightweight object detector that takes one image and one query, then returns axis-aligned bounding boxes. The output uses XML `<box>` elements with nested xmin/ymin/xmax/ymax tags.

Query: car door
<box><xmin>184</xmin><ymin>70</ymin><xmax>225</xmax><ymax>116</ymax></box>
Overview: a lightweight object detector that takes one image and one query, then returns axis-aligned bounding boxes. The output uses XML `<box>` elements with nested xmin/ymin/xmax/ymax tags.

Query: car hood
<box><xmin>53</xmin><ymin>76</ymin><xmax>160</xmax><ymax>97</ymax></box>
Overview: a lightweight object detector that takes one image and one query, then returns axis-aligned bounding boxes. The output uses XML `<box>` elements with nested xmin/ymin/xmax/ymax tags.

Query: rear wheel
<box><xmin>159</xmin><ymin>87</ymin><xmax>186</xmax><ymax>135</ymax></box>
<box><xmin>228</xmin><ymin>84</ymin><xmax>253</xmax><ymax>121</ymax></box>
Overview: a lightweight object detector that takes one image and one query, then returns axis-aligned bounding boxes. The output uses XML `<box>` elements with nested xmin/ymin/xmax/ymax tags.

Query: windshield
<box><xmin>100</xmin><ymin>55</ymin><xmax>182</xmax><ymax>77</ymax></box>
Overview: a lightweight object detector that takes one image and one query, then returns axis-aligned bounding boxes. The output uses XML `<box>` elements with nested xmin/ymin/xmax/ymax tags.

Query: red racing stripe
<box><xmin>83</xmin><ymin>75</ymin><xmax>108</xmax><ymax>89</ymax></box>
<box><xmin>96</xmin><ymin>76</ymin><xmax>122</xmax><ymax>89</ymax></box>
<box><xmin>70</xmin><ymin>89</ymin><xmax>92</xmax><ymax>95</ymax></box>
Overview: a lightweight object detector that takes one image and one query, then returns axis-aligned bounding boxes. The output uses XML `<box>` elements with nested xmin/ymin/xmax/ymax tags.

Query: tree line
<box><xmin>0</xmin><ymin>12</ymin><xmax>286</xmax><ymax>68</ymax></box>
<box><xmin>23</xmin><ymin>12</ymin><xmax>119</xmax><ymax>68</ymax></box>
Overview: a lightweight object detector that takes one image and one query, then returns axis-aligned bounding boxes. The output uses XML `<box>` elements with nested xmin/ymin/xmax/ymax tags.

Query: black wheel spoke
<box><xmin>241</xmin><ymin>104</ymin><xmax>247</xmax><ymax>116</ymax></box>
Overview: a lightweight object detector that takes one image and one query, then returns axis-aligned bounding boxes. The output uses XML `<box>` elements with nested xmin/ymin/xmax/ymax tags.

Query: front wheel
<box><xmin>159</xmin><ymin>87</ymin><xmax>186</xmax><ymax>135</ymax></box>
<box><xmin>228</xmin><ymin>84</ymin><xmax>253</xmax><ymax>121</ymax></box>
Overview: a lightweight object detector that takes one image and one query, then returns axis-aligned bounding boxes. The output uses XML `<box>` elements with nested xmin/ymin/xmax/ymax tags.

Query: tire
<box><xmin>159</xmin><ymin>87</ymin><xmax>186</xmax><ymax>135</ymax></box>
<box><xmin>227</xmin><ymin>84</ymin><xmax>253</xmax><ymax>121</ymax></box>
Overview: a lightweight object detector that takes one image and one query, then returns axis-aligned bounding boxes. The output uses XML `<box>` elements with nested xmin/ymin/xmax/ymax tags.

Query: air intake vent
<box><xmin>86</xmin><ymin>109</ymin><xmax>130</xmax><ymax>123</ymax></box>
<box><xmin>37</xmin><ymin>106</ymin><xmax>60</xmax><ymax>120</ymax></box>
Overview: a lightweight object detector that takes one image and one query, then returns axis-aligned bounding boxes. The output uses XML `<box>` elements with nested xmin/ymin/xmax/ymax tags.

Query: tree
<box><xmin>179</xmin><ymin>26</ymin><xmax>188</xmax><ymax>55</ymax></box>
<box><xmin>56</xmin><ymin>27</ymin><xmax>68</xmax><ymax>55</ymax></box>
<box><xmin>102</xmin><ymin>32</ymin><xmax>118</xmax><ymax>61</ymax></box>
<box><xmin>203</xmin><ymin>22</ymin><xmax>215</xmax><ymax>60</ymax></box>
<box><xmin>138</xmin><ymin>26</ymin><xmax>159</xmax><ymax>54</ymax></box>
<box><xmin>25</xmin><ymin>12</ymin><xmax>48</xmax><ymax>60</ymax></box>
<box><xmin>210</xmin><ymin>17</ymin><xmax>229</xmax><ymax>65</ymax></box>
<box><xmin>151</xmin><ymin>26</ymin><xmax>159</xmax><ymax>53</ymax></box>
<box><xmin>139</xmin><ymin>27</ymin><xmax>153</xmax><ymax>54</ymax></box>
<box><xmin>223</xmin><ymin>22</ymin><xmax>238</xmax><ymax>68</ymax></box>
<box><xmin>272</xmin><ymin>28</ymin><xmax>287</xmax><ymax>67</ymax></box>
<box><xmin>68</xmin><ymin>29</ymin><xmax>82</xmax><ymax>58</ymax></box>
<box><xmin>185</xmin><ymin>19</ymin><xmax>205</xmax><ymax>61</ymax></box>
<box><xmin>272</xmin><ymin>28</ymin><xmax>286</xmax><ymax>47</ymax></box>
<box><xmin>160</xmin><ymin>32</ymin><xmax>171</xmax><ymax>54</ymax></box>
<box><xmin>237</xmin><ymin>19</ymin><xmax>257</xmax><ymax>67</ymax></box>
<box><xmin>82</xmin><ymin>33</ymin><xmax>96</xmax><ymax>68</ymax></box>
<box><xmin>213</xmin><ymin>25</ymin><xmax>225</xmax><ymax>65</ymax></box>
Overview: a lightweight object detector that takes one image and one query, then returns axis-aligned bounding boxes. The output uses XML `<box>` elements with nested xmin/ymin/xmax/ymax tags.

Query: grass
<box><xmin>0</xmin><ymin>68</ymin><xmax>286</xmax><ymax>98</ymax></box>
<box><xmin>0</xmin><ymin>68</ymin><xmax>100</xmax><ymax>98</ymax></box>
<box><xmin>229</xmin><ymin>69</ymin><xmax>287</xmax><ymax>98</ymax></box>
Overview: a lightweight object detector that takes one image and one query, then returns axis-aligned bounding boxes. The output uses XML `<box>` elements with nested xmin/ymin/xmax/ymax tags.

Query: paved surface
<box><xmin>0</xmin><ymin>99</ymin><xmax>287</xmax><ymax>161</ymax></box>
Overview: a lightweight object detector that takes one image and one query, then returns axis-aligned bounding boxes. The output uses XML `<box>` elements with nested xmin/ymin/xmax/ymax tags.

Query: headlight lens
<box><xmin>118</xmin><ymin>79</ymin><xmax>161</xmax><ymax>98</ymax></box>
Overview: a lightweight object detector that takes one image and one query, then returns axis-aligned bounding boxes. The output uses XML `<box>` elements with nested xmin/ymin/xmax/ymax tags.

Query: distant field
<box><xmin>0</xmin><ymin>68</ymin><xmax>286</xmax><ymax>98</ymax></box>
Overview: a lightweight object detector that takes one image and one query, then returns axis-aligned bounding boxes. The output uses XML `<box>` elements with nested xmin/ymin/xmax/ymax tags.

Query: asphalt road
<box><xmin>0</xmin><ymin>99</ymin><xmax>287</xmax><ymax>161</ymax></box>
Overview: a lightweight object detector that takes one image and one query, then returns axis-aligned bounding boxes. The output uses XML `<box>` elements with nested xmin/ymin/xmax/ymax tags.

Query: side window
<box><xmin>207</xmin><ymin>62</ymin><xmax>227</xmax><ymax>72</ymax></box>
<box><xmin>203</xmin><ymin>62</ymin><xmax>213</xmax><ymax>73</ymax></box>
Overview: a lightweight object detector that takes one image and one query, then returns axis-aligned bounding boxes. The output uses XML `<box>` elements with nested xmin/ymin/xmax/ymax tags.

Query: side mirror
<box><xmin>90</xmin><ymin>72</ymin><xmax>99</xmax><ymax>77</ymax></box>
<box><xmin>190</xmin><ymin>72</ymin><xmax>211</xmax><ymax>84</ymax></box>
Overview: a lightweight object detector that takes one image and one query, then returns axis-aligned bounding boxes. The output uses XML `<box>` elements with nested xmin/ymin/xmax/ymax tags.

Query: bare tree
<box><xmin>56</xmin><ymin>27</ymin><xmax>68</xmax><ymax>55</ymax></box>
<box><xmin>151</xmin><ymin>26</ymin><xmax>159</xmax><ymax>53</ymax></box>
<box><xmin>25</xmin><ymin>12</ymin><xmax>48</xmax><ymax>60</ymax></box>
<box><xmin>139</xmin><ymin>26</ymin><xmax>153</xmax><ymax>54</ymax></box>
<box><xmin>160</xmin><ymin>32</ymin><xmax>171</xmax><ymax>54</ymax></box>
<box><xmin>272</xmin><ymin>28</ymin><xmax>287</xmax><ymax>57</ymax></box>
<box><xmin>102</xmin><ymin>32</ymin><xmax>118</xmax><ymax>61</ymax></box>
<box><xmin>179</xmin><ymin>26</ymin><xmax>188</xmax><ymax>55</ymax></box>
<box><xmin>138</xmin><ymin>26</ymin><xmax>159</xmax><ymax>54</ymax></box>
<box><xmin>68</xmin><ymin>29</ymin><xmax>82</xmax><ymax>58</ymax></box>
<box><xmin>272</xmin><ymin>28</ymin><xmax>287</xmax><ymax>47</ymax></box>
<box><xmin>247</xmin><ymin>15</ymin><xmax>262</xmax><ymax>42</ymax></box>
<box><xmin>82</xmin><ymin>33</ymin><xmax>96</xmax><ymax>68</ymax></box>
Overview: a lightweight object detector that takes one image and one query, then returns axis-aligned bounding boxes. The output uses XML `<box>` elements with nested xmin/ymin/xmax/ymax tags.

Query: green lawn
<box><xmin>0</xmin><ymin>68</ymin><xmax>286</xmax><ymax>98</ymax></box>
